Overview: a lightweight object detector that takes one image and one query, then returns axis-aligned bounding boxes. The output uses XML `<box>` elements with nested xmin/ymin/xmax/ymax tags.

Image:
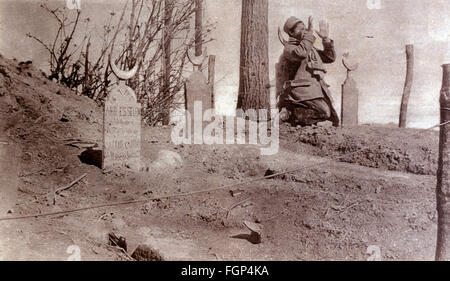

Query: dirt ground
<box><xmin>0</xmin><ymin>54</ymin><xmax>440</xmax><ymax>260</ymax></box>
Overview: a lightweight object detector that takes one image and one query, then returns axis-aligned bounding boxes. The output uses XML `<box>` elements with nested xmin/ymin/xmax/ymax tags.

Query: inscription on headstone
<box><xmin>103</xmin><ymin>82</ymin><xmax>141</xmax><ymax>170</ymax></box>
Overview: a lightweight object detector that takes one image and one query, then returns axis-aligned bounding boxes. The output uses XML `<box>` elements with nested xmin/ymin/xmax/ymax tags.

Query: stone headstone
<box><xmin>185</xmin><ymin>71</ymin><xmax>211</xmax><ymax>111</ymax></box>
<box><xmin>102</xmin><ymin>81</ymin><xmax>141</xmax><ymax>170</ymax></box>
<box><xmin>0</xmin><ymin>138</ymin><xmax>19</xmax><ymax>215</ymax></box>
<box><xmin>184</xmin><ymin>70</ymin><xmax>212</xmax><ymax>138</ymax></box>
<box><xmin>341</xmin><ymin>57</ymin><xmax>359</xmax><ymax>126</ymax></box>
<box><xmin>341</xmin><ymin>77</ymin><xmax>359</xmax><ymax>126</ymax></box>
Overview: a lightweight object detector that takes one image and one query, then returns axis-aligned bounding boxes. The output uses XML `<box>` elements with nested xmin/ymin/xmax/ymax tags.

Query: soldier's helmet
<box><xmin>283</xmin><ymin>16</ymin><xmax>304</xmax><ymax>35</ymax></box>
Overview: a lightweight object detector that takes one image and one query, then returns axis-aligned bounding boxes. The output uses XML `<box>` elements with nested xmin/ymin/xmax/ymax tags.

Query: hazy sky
<box><xmin>0</xmin><ymin>0</ymin><xmax>449</xmax><ymax>128</ymax></box>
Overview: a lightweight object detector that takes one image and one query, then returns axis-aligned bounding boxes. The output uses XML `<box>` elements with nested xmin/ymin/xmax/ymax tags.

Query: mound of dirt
<box><xmin>0</xmin><ymin>54</ymin><xmax>103</xmax><ymax>174</ymax></box>
<box><xmin>0</xmin><ymin>54</ymin><xmax>104</xmax><ymax>218</ymax></box>
<box><xmin>280</xmin><ymin>123</ymin><xmax>439</xmax><ymax>176</ymax></box>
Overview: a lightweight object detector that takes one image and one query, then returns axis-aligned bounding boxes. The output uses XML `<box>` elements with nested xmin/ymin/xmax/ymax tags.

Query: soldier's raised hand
<box><xmin>307</xmin><ymin>16</ymin><xmax>314</xmax><ymax>32</ymax></box>
<box><xmin>316</xmin><ymin>20</ymin><xmax>330</xmax><ymax>40</ymax></box>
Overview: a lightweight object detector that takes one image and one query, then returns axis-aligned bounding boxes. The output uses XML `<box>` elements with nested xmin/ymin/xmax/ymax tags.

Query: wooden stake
<box><xmin>436</xmin><ymin>63</ymin><xmax>450</xmax><ymax>261</ymax></box>
<box><xmin>194</xmin><ymin>0</ymin><xmax>203</xmax><ymax>57</ymax></box>
<box><xmin>208</xmin><ymin>55</ymin><xmax>216</xmax><ymax>109</ymax></box>
<box><xmin>399</xmin><ymin>44</ymin><xmax>414</xmax><ymax>128</ymax></box>
<box><xmin>82</xmin><ymin>37</ymin><xmax>91</xmax><ymax>97</ymax></box>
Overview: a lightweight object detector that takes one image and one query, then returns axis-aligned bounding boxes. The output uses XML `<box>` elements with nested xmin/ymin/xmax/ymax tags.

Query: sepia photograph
<box><xmin>0</xmin><ymin>0</ymin><xmax>449</xmax><ymax>267</ymax></box>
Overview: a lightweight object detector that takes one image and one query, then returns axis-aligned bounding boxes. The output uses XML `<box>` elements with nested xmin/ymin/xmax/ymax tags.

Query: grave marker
<box><xmin>0</xmin><ymin>138</ymin><xmax>18</xmax><ymax>215</ymax></box>
<box><xmin>103</xmin><ymin>59</ymin><xmax>141</xmax><ymax>170</ymax></box>
<box><xmin>341</xmin><ymin>54</ymin><xmax>359</xmax><ymax>126</ymax></box>
<box><xmin>185</xmin><ymin>50</ymin><xmax>212</xmax><ymax>140</ymax></box>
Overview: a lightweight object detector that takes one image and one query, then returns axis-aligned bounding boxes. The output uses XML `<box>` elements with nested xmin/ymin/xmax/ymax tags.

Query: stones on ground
<box><xmin>131</xmin><ymin>235</ymin><xmax>207</xmax><ymax>261</ymax></box>
<box><xmin>264</xmin><ymin>168</ymin><xmax>285</xmax><ymax>180</ymax></box>
<box><xmin>17</xmin><ymin>61</ymin><xmax>33</xmax><ymax>77</ymax></box>
<box><xmin>60</xmin><ymin>114</ymin><xmax>69</xmax><ymax>122</ymax></box>
<box><xmin>264</xmin><ymin>169</ymin><xmax>276</xmax><ymax>177</ymax></box>
<box><xmin>131</xmin><ymin>244</ymin><xmax>164</xmax><ymax>261</ymax></box>
<box><xmin>243</xmin><ymin>220</ymin><xmax>262</xmax><ymax>244</ymax></box>
<box><xmin>229</xmin><ymin>189</ymin><xmax>243</xmax><ymax>197</ymax></box>
<box><xmin>150</xmin><ymin>150</ymin><xmax>183</xmax><ymax>170</ymax></box>
<box><xmin>108</xmin><ymin>232</ymin><xmax>127</xmax><ymax>252</ymax></box>
<box><xmin>302</xmin><ymin>216</ymin><xmax>316</xmax><ymax>229</ymax></box>
<box><xmin>102</xmin><ymin>81</ymin><xmax>141</xmax><ymax>171</ymax></box>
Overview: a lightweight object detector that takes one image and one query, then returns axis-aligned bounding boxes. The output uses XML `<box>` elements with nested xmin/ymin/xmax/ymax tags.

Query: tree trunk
<box><xmin>161</xmin><ymin>0</ymin><xmax>173</xmax><ymax>125</ymax></box>
<box><xmin>436</xmin><ymin>63</ymin><xmax>450</xmax><ymax>261</ymax></box>
<box><xmin>399</xmin><ymin>44</ymin><xmax>414</xmax><ymax>128</ymax></box>
<box><xmin>237</xmin><ymin>0</ymin><xmax>270</xmax><ymax>114</ymax></box>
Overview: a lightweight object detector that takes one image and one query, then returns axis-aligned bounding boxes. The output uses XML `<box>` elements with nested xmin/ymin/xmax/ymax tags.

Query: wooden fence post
<box><xmin>436</xmin><ymin>63</ymin><xmax>450</xmax><ymax>261</ymax></box>
<box><xmin>208</xmin><ymin>55</ymin><xmax>216</xmax><ymax>109</ymax></box>
<box><xmin>399</xmin><ymin>44</ymin><xmax>414</xmax><ymax>128</ymax></box>
<box><xmin>195</xmin><ymin>0</ymin><xmax>203</xmax><ymax>65</ymax></box>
